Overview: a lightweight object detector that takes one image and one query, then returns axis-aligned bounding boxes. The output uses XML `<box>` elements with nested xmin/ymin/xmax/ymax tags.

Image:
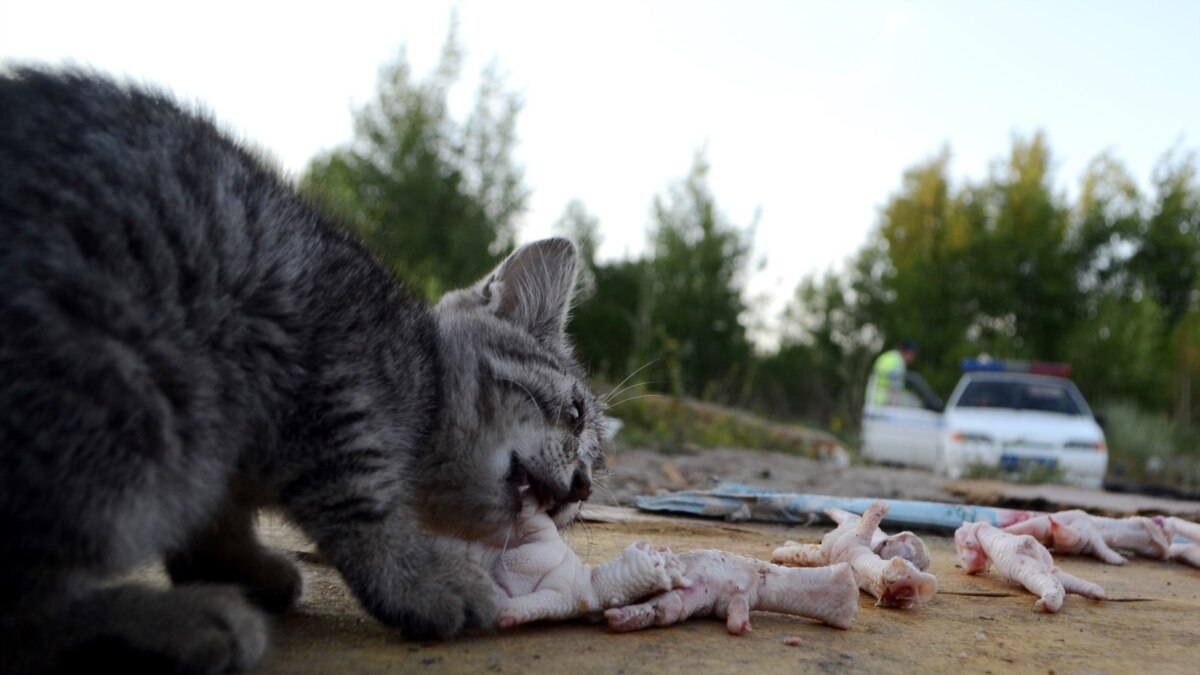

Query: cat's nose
<box><xmin>566</xmin><ymin>468</ymin><xmax>591</xmax><ymax>502</ymax></box>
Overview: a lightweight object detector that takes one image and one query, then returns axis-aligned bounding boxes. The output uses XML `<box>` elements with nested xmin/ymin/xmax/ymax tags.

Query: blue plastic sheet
<box><xmin>634</xmin><ymin>482</ymin><xmax>1042</xmax><ymax>532</ymax></box>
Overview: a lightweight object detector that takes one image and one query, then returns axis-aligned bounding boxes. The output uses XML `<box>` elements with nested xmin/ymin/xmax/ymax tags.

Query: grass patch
<box><xmin>963</xmin><ymin>461</ymin><xmax>1067</xmax><ymax>486</ymax></box>
<box><xmin>605</xmin><ymin>389</ymin><xmax>843</xmax><ymax>458</ymax></box>
<box><xmin>1099</xmin><ymin>400</ymin><xmax>1200</xmax><ymax>493</ymax></box>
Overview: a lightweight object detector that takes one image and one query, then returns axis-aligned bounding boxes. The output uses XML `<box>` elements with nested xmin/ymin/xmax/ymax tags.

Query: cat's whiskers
<box><xmin>606</xmin><ymin>393</ymin><xmax>666</xmax><ymax>410</ymax></box>
<box><xmin>499</xmin><ymin>519</ymin><xmax>517</xmax><ymax>574</ymax></box>
<box><xmin>601</xmin><ymin>380</ymin><xmax>667</xmax><ymax>408</ymax></box>
<box><xmin>561</xmin><ymin>508</ymin><xmax>595</xmax><ymax>563</ymax></box>
<box><xmin>600</xmin><ymin>359</ymin><xmax>661</xmax><ymax>405</ymax></box>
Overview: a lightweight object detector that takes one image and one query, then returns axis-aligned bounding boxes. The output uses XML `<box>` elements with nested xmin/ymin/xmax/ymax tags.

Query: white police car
<box><xmin>862</xmin><ymin>359</ymin><xmax>1108</xmax><ymax>489</ymax></box>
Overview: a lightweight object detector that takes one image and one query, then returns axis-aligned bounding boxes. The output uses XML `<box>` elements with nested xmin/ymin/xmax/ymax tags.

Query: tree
<box><xmin>761</xmin><ymin>269</ymin><xmax>878</xmax><ymax>428</ymax></box>
<box><xmin>775</xmin><ymin>132</ymin><xmax>1199</xmax><ymax>431</ymax></box>
<box><xmin>300</xmin><ymin>19</ymin><xmax>526</xmax><ymax>299</ymax></box>
<box><xmin>1069</xmin><ymin>152</ymin><xmax>1143</xmax><ymax>298</ymax></box>
<box><xmin>1132</xmin><ymin>149</ymin><xmax>1200</xmax><ymax>327</ymax></box>
<box><xmin>645</xmin><ymin>151</ymin><xmax>755</xmax><ymax>401</ymax></box>
<box><xmin>868</xmin><ymin>148</ymin><xmax>974</xmax><ymax>395</ymax></box>
<box><xmin>981</xmin><ymin>132</ymin><xmax>1076</xmax><ymax>360</ymax></box>
<box><xmin>554</xmin><ymin>199</ymin><xmax>601</xmax><ymax>303</ymax></box>
<box><xmin>555</xmin><ymin>200</ymin><xmax>654</xmax><ymax>383</ymax></box>
<box><xmin>1135</xmin><ymin>150</ymin><xmax>1200</xmax><ymax>423</ymax></box>
<box><xmin>1061</xmin><ymin>154</ymin><xmax>1170</xmax><ymax>410</ymax></box>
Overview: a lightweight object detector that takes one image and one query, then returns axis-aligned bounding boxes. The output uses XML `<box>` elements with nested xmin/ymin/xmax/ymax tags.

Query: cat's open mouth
<box><xmin>508</xmin><ymin>452</ymin><xmax>573</xmax><ymax>519</ymax></box>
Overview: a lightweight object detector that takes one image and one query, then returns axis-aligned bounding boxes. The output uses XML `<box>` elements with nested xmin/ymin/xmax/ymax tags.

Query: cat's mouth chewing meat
<box><xmin>507</xmin><ymin>452</ymin><xmax>576</xmax><ymax>521</ymax></box>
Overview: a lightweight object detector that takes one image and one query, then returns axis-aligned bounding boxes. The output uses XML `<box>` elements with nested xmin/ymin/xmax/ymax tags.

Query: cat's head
<box><xmin>422</xmin><ymin>238</ymin><xmax>605</xmax><ymax>538</ymax></box>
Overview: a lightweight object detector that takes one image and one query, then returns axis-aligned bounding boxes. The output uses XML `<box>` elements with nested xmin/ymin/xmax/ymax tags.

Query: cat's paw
<box><xmin>168</xmin><ymin>546</ymin><xmax>304</xmax><ymax>614</ymax></box>
<box><xmin>61</xmin><ymin>584</ymin><xmax>267</xmax><ymax>675</ymax></box>
<box><xmin>349</xmin><ymin>537</ymin><xmax>499</xmax><ymax>640</ymax></box>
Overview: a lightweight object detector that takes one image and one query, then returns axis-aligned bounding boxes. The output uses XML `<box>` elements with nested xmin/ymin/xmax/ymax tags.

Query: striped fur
<box><xmin>0</xmin><ymin>68</ymin><xmax>602</xmax><ymax>673</ymax></box>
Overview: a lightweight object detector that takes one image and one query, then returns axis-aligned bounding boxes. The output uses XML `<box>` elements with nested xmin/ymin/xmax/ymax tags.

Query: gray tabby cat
<box><xmin>0</xmin><ymin>68</ymin><xmax>604</xmax><ymax>674</ymax></box>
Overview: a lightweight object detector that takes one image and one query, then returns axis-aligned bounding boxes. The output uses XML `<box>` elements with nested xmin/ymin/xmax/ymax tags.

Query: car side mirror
<box><xmin>1094</xmin><ymin>413</ymin><xmax>1107</xmax><ymax>430</ymax></box>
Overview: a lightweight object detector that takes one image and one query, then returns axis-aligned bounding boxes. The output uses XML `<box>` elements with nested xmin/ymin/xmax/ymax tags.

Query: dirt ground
<box><xmin>598</xmin><ymin>444</ymin><xmax>957</xmax><ymax>507</ymax></box>
<box><xmin>233</xmin><ymin>507</ymin><xmax>1200</xmax><ymax>674</ymax></box>
<box><xmin>118</xmin><ymin>446</ymin><xmax>1200</xmax><ymax>673</ymax></box>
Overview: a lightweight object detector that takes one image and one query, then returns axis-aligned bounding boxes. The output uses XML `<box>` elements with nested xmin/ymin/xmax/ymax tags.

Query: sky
<box><xmin>2</xmin><ymin>0</ymin><xmax>1198</xmax><ymax>344</ymax></box>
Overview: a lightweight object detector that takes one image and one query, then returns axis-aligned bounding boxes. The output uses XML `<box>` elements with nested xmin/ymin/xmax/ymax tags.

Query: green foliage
<box><xmin>606</xmin><ymin>391</ymin><xmax>842</xmax><ymax>458</ymax></box>
<box><xmin>566</xmin><ymin>151</ymin><xmax>756</xmax><ymax>405</ymax></box>
<box><xmin>295</xmin><ymin>24</ymin><xmax>1199</xmax><ymax>484</ymax></box>
<box><xmin>1133</xmin><ymin>149</ymin><xmax>1200</xmax><ymax>326</ymax></box>
<box><xmin>752</xmin><ymin>270</ymin><xmax>876</xmax><ymax>429</ymax></box>
<box><xmin>1099</xmin><ymin>400</ymin><xmax>1200</xmax><ymax>492</ymax></box>
<box><xmin>764</xmin><ymin>133</ymin><xmax>1200</xmax><ymax>436</ymax></box>
<box><xmin>963</xmin><ymin>460</ymin><xmax>1067</xmax><ymax>486</ymax></box>
<box><xmin>644</xmin><ymin>151</ymin><xmax>755</xmax><ymax>401</ymax></box>
<box><xmin>1064</xmin><ymin>294</ymin><xmax>1170</xmax><ymax>411</ymax></box>
<box><xmin>300</xmin><ymin>20</ymin><xmax>525</xmax><ymax>299</ymax></box>
<box><xmin>553</xmin><ymin>199</ymin><xmax>601</xmax><ymax>302</ymax></box>
<box><xmin>568</xmin><ymin>258</ymin><xmax>654</xmax><ymax>383</ymax></box>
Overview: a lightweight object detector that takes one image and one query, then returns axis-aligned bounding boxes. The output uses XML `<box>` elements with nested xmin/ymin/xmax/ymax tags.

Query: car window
<box><xmin>956</xmin><ymin>381</ymin><xmax>1017</xmax><ymax>408</ymax></box>
<box><xmin>1020</xmin><ymin>384</ymin><xmax>1082</xmax><ymax>415</ymax></box>
<box><xmin>956</xmin><ymin>380</ymin><xmax>1082</xmax><ymax>415</ymax></box>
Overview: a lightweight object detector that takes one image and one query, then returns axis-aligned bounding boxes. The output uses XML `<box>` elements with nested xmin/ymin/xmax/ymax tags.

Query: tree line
<box><xmin>301</xmin><ymin>30</ymin><xmax>1200</xmax><ymax>439</ymax></box>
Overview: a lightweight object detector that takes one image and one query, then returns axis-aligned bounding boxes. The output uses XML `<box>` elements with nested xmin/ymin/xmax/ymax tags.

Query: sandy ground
<box><xmin>226</xmin><ymin>510</ymin><xmax>1200</xmax><ymax>674</ymax></box>
<box><xmin>115</xmin><ymin>450</ymin><xmax>1200</xmax><ymax>673</ymax></box>
<box><xmin>597</xmin><ymin>444</ymin><xmax>957</xmax><ymax>507</ymax></box>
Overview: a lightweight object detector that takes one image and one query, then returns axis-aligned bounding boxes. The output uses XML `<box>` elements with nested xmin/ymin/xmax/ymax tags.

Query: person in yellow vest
<box><xmin>872</xmin><ymin>339</ymin><xmax>918</xmax><ymax>405</ymax></box>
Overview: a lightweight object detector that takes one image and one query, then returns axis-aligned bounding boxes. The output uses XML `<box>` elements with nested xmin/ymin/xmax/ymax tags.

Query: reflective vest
<box><xmin>872</xmin><ymin>349</ymin><xmax>906</xmax><ymax>404</ymax></box>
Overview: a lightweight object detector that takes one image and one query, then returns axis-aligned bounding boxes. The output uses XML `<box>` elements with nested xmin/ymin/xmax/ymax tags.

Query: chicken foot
<box><xmin>604</xmin><ymin>551</ymin><xmax>859</xmax><ymax>634</ymax></box>
<box><xmin>955</xmin><ymin>521</ymin><xmax>1105</xmax><ymax>613</ymax></box>
<box><xmin>772</xmin><ymin>501</ymin><xmax>937</xmax><ymax>608</ymax></box>
<box><xmin>1004</xmin><ymin>510</ymin><xmax>1170</xmax><ymax>563</ymax></box>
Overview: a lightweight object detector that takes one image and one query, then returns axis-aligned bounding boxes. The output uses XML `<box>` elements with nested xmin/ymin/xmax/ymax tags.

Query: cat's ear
<box><xmin>477</xmin><ymin>238</ymin><xmax>578</xmax><ymax>343</ymax></box>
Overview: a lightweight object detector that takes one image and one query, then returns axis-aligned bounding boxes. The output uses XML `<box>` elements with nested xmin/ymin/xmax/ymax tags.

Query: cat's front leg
<box><xmin>166</xmin><ymin>497</ymin><xmax>303</xmax><ymax>613</ymax></box>
<box><xmin>312</xmin><ymin>513</ymin><xmax>499</xmax><ymax>639</ymax></box>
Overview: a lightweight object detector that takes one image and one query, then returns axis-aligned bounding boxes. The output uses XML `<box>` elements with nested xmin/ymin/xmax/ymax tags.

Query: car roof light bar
<box><xmin>960</xmin><ymin>357</ymin><xmax>1071</xmax><ymax>377</ymax></box>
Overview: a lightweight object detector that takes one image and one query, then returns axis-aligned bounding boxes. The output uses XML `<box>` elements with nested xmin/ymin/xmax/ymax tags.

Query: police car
<box><xmin>861</xmin><ymin>358</ymin><xmax>1108</xmax><ymax>489</ymax></box>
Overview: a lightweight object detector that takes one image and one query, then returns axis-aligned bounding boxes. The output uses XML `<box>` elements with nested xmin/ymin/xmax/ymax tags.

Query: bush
<box><xmin>604</xmin><ymin>388</ymin><xmax>844</xmax><ymax>458</ymax></box>
<box><xmin>1099</xmin><ymin>400</ymin><xmax>1200</xmax><ymax>491</ymax></box>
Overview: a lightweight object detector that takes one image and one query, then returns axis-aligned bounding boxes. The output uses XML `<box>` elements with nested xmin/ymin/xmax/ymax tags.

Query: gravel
<box><xmin>594</xmin><ymin>444</ymin><xmax>959</xmax><ymax>508</ymax></box>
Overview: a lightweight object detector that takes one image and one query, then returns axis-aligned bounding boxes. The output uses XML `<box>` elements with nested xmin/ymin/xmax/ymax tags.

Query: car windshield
<box><xmin>956</xmin><ymin>380</ymin><xmax>1083</xmax><ymax>415</ymax></box>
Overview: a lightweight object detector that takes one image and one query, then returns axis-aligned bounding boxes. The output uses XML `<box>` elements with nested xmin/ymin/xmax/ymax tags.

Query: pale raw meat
<box><xmin>1161</xmin><ymin>515</ymin><xmax>1200</xmax><ymax>543</ymax></box>
<box><xmin>773</xmin><ymin>505</ymin><xmax>932</xmax><ymax>571</ymax></box>
<box><xmin>955</xmin><ymin>521</ymin><xmax>1106</xmax><ymax>613</ymax></box>
<box><xmin>771</xmin><ymin>501</ymin><xmax>938</xmax><ymax>609</ymax></box>
<box><xmin>1083</xmin><ymin>512</ymin><xmax>1170</xmax><ymax>559</ymax></box>
<box><xmin>1004</xmin><ymin>510</ymin><xmax>1170</xmax><ymax>563</ymax></box>
<box><xmin>473</xmin><ymin>496</ymin><xmax>857</xmax><ymax>633</ymax></box>
<box><xmin>603</xmin><ymin>552</ymin><xmax>859</xmax><ymax>634</ymax></box>
<box><xmin>1167</xmin><ymin>543</ymin><xmax>1200</xmax><ymax>568</ymax></box>
<box><xmin>1162</xmin><ymin>517</ymin><xmax>1200</xmax><ymax>569</ymax></box>
<box><xmin>470</xmin><ymin>496</ymin><xmax>688</xmax><ymax>628</ymax></box>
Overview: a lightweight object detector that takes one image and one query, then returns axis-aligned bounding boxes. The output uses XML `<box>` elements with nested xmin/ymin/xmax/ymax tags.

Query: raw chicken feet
<box><xmin>955</xmin><ymin>521</ymin><xmax>1105</xmax><ymax>613</ymax></box>
<box><xmin>772</xmin><ymin>501</ymin><xmax>937</xmax><ymax>608</ymax></box>
<box><xmin>471</xmin><ymin>497</ymin><xmax>688</xmax><ymax>628</ymax></box>
<box><xmin>604</xmin><ymin>552</ymin><xmax>859</xmax><ymax>634</ymax></box>
<box><xmin>1161</xmin><ymin>516</ymin><xmax>1200</xmax><ymax>569</ymax></box>
<box><xmin>1004</xmin><ymin>510</ymin><xmax>1170</xmax><ymax>563</ymax></box>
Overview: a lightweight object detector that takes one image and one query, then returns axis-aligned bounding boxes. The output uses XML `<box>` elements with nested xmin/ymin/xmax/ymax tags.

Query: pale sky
<box><xmin>2</xmin><ymin>1</ymin><xmax>1198</xmax><ymax>344</ymax></box>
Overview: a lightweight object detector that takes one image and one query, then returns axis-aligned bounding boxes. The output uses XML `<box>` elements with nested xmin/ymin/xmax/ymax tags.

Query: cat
<box><xmin>0</xmin><ymin>67</ymin><xmax>605</xmax><ymax>674</ymax></box>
